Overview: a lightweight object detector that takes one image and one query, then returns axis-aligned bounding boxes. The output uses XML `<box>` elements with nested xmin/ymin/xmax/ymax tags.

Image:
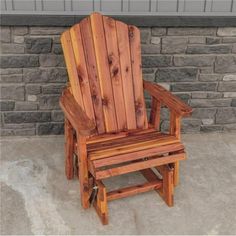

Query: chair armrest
<box><xmin>143</xmin><ymin>80</ymin><xmax>192</xmax><ymax>117</ymax></box>
<box><xmin>59</xmin><ymin>88</ymin><xmax>96</xmax><ymax>136</ymax></box>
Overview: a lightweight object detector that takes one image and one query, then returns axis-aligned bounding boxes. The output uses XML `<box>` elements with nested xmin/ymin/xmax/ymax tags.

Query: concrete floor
<box><xmin>0</xmin><ymin>133</ymin><xmax>236</xmax><ymax>235</ymax></box>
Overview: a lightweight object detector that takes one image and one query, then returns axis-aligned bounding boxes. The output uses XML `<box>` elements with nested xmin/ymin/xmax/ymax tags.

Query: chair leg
<box><xmin>93</xmin><ymin>181</ymin><xmax>108</xmax><ymax>225</ymax></box>
<box><xmin>77</xmin><ymin>136</ymin><xmax>90</xmax><ymax>209</ymax></box>
<box><xmin>162</xmin><ymin>165</ymin><xmax>174</xmax><ymax>207</ymax></box>
<box><xmin>64</xmin><ymin>118</ymin><xmax>74</xmax><ymax>180</ymax></box>
<box><xmin>173</xmin><ymin>161</ymin><xmax>179</xmax><ymax>187</ymax></box>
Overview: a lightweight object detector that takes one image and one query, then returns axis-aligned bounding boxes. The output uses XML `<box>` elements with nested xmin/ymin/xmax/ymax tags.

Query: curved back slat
<box><xmin>61</xmin><ymin>12</ymin><xmax>148</xmax><ymax>134</ymax></box>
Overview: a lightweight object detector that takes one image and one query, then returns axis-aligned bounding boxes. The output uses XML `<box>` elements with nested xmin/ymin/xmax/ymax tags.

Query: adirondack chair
<box><xmin>60</xmin><ymin>12</ymin><xmax>192</xmax><ymax>225</ymax></box>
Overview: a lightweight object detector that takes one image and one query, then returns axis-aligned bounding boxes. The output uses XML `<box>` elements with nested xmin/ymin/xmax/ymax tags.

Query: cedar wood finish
<box><xmin>60</xmin><ymin>12</ymin><xmax>192</xmax><ymax>225</ymax></box>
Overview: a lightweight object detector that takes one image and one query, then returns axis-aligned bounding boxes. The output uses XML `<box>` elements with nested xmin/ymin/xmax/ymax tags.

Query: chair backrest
<box><xmin>61</xmin><ymin>12</ymin><xmax>148</xmax><ymax>134</ymax></box>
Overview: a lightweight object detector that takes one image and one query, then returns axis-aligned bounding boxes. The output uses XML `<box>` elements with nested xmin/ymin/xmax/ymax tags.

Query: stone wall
<box><xmin>0</xmin><ymin>26</ymin><xmax>236</xmax><ymax>135</ymax></box>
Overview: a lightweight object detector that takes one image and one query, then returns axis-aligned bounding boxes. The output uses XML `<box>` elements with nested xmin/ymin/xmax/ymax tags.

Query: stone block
<box><xmin>39</xmin><ymin>54</ymin><xmax>65</xmax><ymax>67</ymax></box>
<box><xmin>156</xmin><ymin>67</ymin><xmax>197</xmax><ymax>82</ymax></box>
<box><xmin>168</xmin><ymin>27</ymin><xmax>216</xmax><ymax>36</ymax></box>
<box><xmin>202</xmin><ymin>119</ymin><xmax>214</xmax><ymax>125</ymax></box>
<box><xmin>0</xmin><ymin>101</ymin><xmax>15</xmax><ymax>111</ymax></box>
<box><xmin>174</xmin><ymin>55</ymin><xmax>215</xmax><ymax>67</ymax></box>
<box><xmin>207</xmin><ymin>92</ymin><xmax>223</xmax><ymax>99</ymax></box>
<box><xmin>39</xmin><ymin>95</ymin><xmax>60</xmax><ymax>110</ymax></box>
<box><xmin>171</xmin><ymin>82</ymin><xmax>217</xmax><ymax>92</ymax></box>
<box><xmin>181</xmin><ymin>118</ymin><xmax>201</xmax><ymax>132</ymax></box>
<box><xmin>162</xmin><ymin>37</ymin><xmax>187</xmax><ymax>54</ymax></box>
<box><xmin>142</xmin><ymin>68</ymin><xmax>155</xmax><ymax>74</ymax></box>
<box><xmin>143</xmin><ymin>73</ymin><xmax>155</xmax><ymax>82</ymax></box>
<box><xmin>192</xmin><ymin>92</ymin><xmax>207</xmax><ymax>99</ymax></box>
<box><xmin>27</xmin><ymin>95</ymin><xmax>37</xmax><ymax>102</ymax></box>
<box><xmin>30</xmin><ymin>27</ymin><xmax>67</xmax><ymax>35</ymax></box>
<box><xmin>12</xmin><ymin>27</ymin><xmax>28</xmax><ymax>35</ymax></box>
<box><xmin>25</xmin><ymin>84</ymin><xmax>41</xmax><ymax>95</ymax></box>
<box><xmin>0</xmin><ymin>68</ymin><xmax>22</xmax><ymax>75</ymax></box>
<box><xmin>217</xmin><ymin>27</ymin><xmax>236</xmax><ymax>36</ymax></box>
<box><xmin>52</xmin><ymin>111</ymin><xmax>64</xmax><ymax>122</ymax></box>
<box><xmin>206</xmin><ymin>37</ymin><xmax>221</xmax><ymax>44</ymax></box>
<box><xmin>200</xmin><ymin>67</ymin><xmax>213</xmax><ymax>73</ymax></box>
<box><xmin>158</xmin><ymin>83</ymin><xmax>170</xmax><ymax>91</ymax></box>
<box><xmin>13</xmin><ymin>36</ymin><xmax>25</xmax><ymax>44</ymax></box>
<box><xmin>223</xmin><ymin>92</ymin><xmax>236</xmax><ymax>98</ymax></box>
<box><xmin>140</xmin><ymin>28</ymin><xmax>151</xmax><ymax>44</ymax></box>
<box><xmin>152</xmin><ymin>28</ymin><xmax>166</xmax><ymax>36</ymax></box>
<box><xmin>218</xmin><ymin>82</ymin><xmax>236</xmax><ymax>92</ymax></box>
<box><xmin>223</xmin><ymin>74</ymin><xmax>236</xmax><ymax>81</ymax></box>
<box><xmin>53</xmin><ymin>44</ymin><xmax>63</xmax><ymax>54</ymax></box>
<box><xmin>15</xmin><ymin>129</ymin><xmax>36</xmax><ymax>136</ymax></box>
<box><xmin>186</xmin><ymin>44</ymin><xmax>231</xmax><ymax>54</ymax></box>
<box><xmin>190</xmin><ymin>99</ymin><xmax>231</xmax><ymax>108</ymax></box>
<box><xmin>199</xmin><ymin>74</ymin><xmax>223</xmax><ymax>82</ymax></box>
<box><xmin>223</xmin><ymin>123</ymin><xmax>236</xmax><ymax>131</ymax></box>
<box><xmin>231</xmin><ymin>98</ymin><xmax>236</xmax><ymax>107</ymax></box>
<box><xmin>0</xmin><ymin>85</ymin><xmax>24</xmax><ymax>101</ymax></box>
<box><xmin>188</xmin><ymin>36</ymin><xmax>205</xmax><ymax>44</ymax></box>
<box><xmin>0</xmin><ymin>27</ymin><xmax>11</xmax><ymax>42</ymax></box>
<box><xmin>0</xmin><ymin>55</ymin><xmax>39</xmax><ymax>68</ymax></box>
<box><xmin>192</xmin><ymin>108</ymin><xmax>216</xmax><ymax>119</ymax></box>
<box><xmin>216</xmin><ymin>108</ymin><xmax>236</xmax><ymax>124</ymax></box>
<box><xmin>15</xmin><ymin>102</ymin><xmax>38</xmax><ymax>111</ymax></box>
<box><xmin>142</xmin><ymin>55</ymin><xmax>172</xmax><ymax>67</ymax></box>
<box><xmin>24</xmin><ymin>68</ymin><xmax>68</xmax><ymax>83</ymax></box>
<box><xmin>0</xmin><ymin>43</ymin><xmax>25</xmax><ymax>54</ymax></box>
<box><xmin>141</xmin><ymin>44</ymin><xmax>160</xmax><ymax>54</ymax></box>
<box><xmin>3</xmin><ymin>111</ymin><xmax>51</xmax><ymax>123</ymax></box>
<box><xmin>215</xmin><ymin>55</ymin><xmax>236</xmax><ymax>73</ymax></box>
<box><xmin>41</xmin><ymin>84</ymin><xmax>65</xmax><ymax>94</ymax></box>
<box><xmin>37</xmin><ymin>122</ymin><xmax>64</xmax><ymax>135</ymax></box>
<box><xmin>200</xmin><ymin>125</ymin><xmax>223</xmax><ymax>132</ymax></box>
<box><xmin>1</xmin><ymin>74</ymin><xmax>23</xmax><ymax>83</ymax></box>
<box><xmin>173</xmin><ymin>93</ymin><xmax>191</xmax><ymax>103</ymax></box>
<box><xmin>222</xmin><ymin>37</ymin><xmax>236</xmax><ymax>43</ymax></box>
<box><xmin>151</xmin><ymin>37</ymin><xmax>160</xmax><ymax>45</ymax></box>
<box><xmin>25</xmin><ymin>38</ymin><xmax>52</xmax><ymax>54</ymax></box>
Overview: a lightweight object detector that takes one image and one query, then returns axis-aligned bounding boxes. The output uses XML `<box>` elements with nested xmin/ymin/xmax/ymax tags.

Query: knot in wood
<box><xmin>112</xmin><ymin>67</ymin><xmax>119</xmax><ymax>77</ymax></box>
<box><xmin>129</xmin><ymin>26</ymin><xmax>135</xmax><ymax>39</ymax></box>
<box><xmin>108</xmin><ymin>54</ymin><xmax>113</xmax><ymax>65</ymax></box>
<box><xmin>102</xmin><ymin>97</ymin><xmax>109</xmax><ymax>106</ymax></box>
<box><xmin>126</xmin><ymin>66</ymin><xmax>129</xmax><ymax>72</ymax></box>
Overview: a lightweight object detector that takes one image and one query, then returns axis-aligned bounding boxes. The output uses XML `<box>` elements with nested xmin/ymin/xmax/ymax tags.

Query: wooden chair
<box><xmin>60</xmin><ymin>12</ymin><xmax>192</xmax><ymax>225</ymax></box>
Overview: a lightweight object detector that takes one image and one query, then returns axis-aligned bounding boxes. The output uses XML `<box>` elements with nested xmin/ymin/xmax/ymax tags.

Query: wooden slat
<box><xmin>87</xmin><ymin>128</ymin><xmax>157</xmax><ymax>144</ymax></box>
<box><xmin>149</xmin><ymin>97</ymin><xmax>161</xmax><ymax>130</ymax></box>
<box><xmin>90</xmin><ymin>12</ymin><xmax>118</xmax><ymax>132</ymax></box>
<box><xmin>95</xmin><ymin>152</ymin><xmax>186</xmax><ymax>179</ymax></box>
<box><xmin>61</xmin><ymin>31</ymin><xmax>84</xmax><ymax>109</ymax></box>
<box><xmin>70</xmin><ymin>24</ymin><xmax>95</xmax><ymax>121</ymax></box>
<box><xmin>93</xmin><ymin>143</ymin><xmax>184</xmax><ymax>168</ymax></box>
<box><xmin>129</xmin><ymin>25</ymin><xmax>148</xmax><ymax>129</ymax></box>
<box><xmin>80</xmin><ymin>17</ymin><xmax>106</xmax><ymax>134</ymax></box>
<box><xmin>89</xmin><ymin>135</ymin><xmax>179</xmax><ymax>160</ymax></box>
<box><xmin>107</xmin><ymin>180</ymin><xmax>162</xmax><ymax>201</ymax></box>
<box><xmin>116</xmin><ymin>20</ymin><xmax>137</xmax><ymax>129</ymax></box>
<box><xmin>103</xmin><ymin>15</ymin><xmax>127</xmax><ymax>131</ymax></box>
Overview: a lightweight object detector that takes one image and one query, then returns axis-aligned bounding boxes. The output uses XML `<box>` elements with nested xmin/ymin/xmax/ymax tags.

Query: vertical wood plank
<box><xmin>70</xmin><ymin>24</ymin><xmax>95</xmax><ymax>122</ymax></box>
<box><xmin>80</xmin><ymin>17</ymin><xmax>106</xmax><ymax>134</ymax></box>
<box><xmin>77</xmin><ymin>135</ymin><xmax>90</xmax><ymax>209</ymax></box>
<box><xmin>90</xmin><ymin>12</ymin><xmax>118</xmax><ymax>132</ymax></box>
<box><xmin>61</xmin><ymin>31</ymin><xmax>84</xmax><ymax>109</ymax></box>
<box><xmin>149</xmin><ymin>97</ymin><xmax>161</xmax><ymax>130</ymax></box>
<box><xmin>116</xmin><ymin>20</ymin><xmax>136</xmax><ymax>130</ymax></box>
<box><xmin>64</xmin><ymin>118</ymin><xmax>75</xmax><ymax>179</ymax></box>
<box><xmin>170</xmin><ymin>111</ymin><xmax>181</xmax><ymax>139</ymax></box>
<box><xmin>129</xmin><ymin>25</ymin><xmax>148</xmax><ymax>129</ymax></box>
<box><xmin>162</xmin><ymin>165</ymin><xmax>174</xmax><ymax>207</ymax></box>
<box><xmin>103</xmin><ymin>16</ymin><xmax>127</xmax><ymax>131</ymax></box>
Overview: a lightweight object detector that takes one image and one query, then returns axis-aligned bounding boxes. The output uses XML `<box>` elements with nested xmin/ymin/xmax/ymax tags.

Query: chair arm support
<box><xmin>59</xmin><ymin>88</ymin><xmax>97</xmax><ymax>136</ymax></box>
<box><xmin>143</xmin><ymin>80</ymin><xmax>192</xmax><ymax>117</ymax></box>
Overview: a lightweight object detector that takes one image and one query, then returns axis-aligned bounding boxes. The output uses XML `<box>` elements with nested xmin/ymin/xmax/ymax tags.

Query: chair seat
<box><xmin>86</xmin><ymin>128</ymin><xmax>186</xmax><ymax>180</ymax></box>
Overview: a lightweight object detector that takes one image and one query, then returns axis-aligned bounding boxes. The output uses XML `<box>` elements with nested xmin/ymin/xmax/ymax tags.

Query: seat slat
<box><xmin>116</xmin><ymin>20</ymin><xmax>136</xmax><ymax>130</ymax></box>
<box><xmin>89</xmin><ymin>135</ymin><xmax>180</xmax><ymax>160</ymax></box>
<box><xmin>103</xmin><ymin>16</ymin><xmax>127</xmax><ymax>131</ymax></box>
<box><xmin>93</xmin><ymin>143</ymin><xmax>184</xmax><ymax>168</ymax></box>
<box><xmin>129</xmin><ymin>25</ymin><xmax>148</xmax><ymax>129</ymax></box>
<box><xmin>95</xmin><ymin>152</ymin><xmax>186</xmax><ymax>179</ymax></box>
<box><xmin>80</xmin><ymin>17</ymin><xmax>106</xmax><ymax>134</ymax></box>
<box><xmin>90</xmin><ymin>12</ymin><xmax>118</xmax><ymax>132</ymax></box>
